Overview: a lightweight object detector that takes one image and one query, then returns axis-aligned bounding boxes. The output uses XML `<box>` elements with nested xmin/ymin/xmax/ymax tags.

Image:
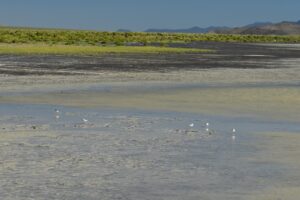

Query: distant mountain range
<box><xmin>117</xmin><ymin>29</ymin><xmax>132</xmax><ymax>32</ymax></box>
<box><xmin>142</xmin><ymin>20</ymin><xmax>300</xmax><ymax>35</ymax></box>
<box><xmin>216</xmin><ymin>21</ymin><xmax>300</xmax><ymax>35</ymax></box>
<box><xmin>145</xmin><ymin>26</ymin><xmax>231</xmax><ymax>33</ymax></box>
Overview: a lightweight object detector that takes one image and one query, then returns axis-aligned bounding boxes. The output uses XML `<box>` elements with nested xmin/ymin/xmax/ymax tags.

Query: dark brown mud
<box><xmin>1</xmin><ymin>42</ymin><xmax>300</xmax><ymax>75</ymax></box>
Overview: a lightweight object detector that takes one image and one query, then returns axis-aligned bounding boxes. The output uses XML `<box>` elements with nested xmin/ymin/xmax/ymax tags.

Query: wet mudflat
<box><xmin>0</xmin><ymin>42</ymin><xmax>300</xmax><ymax>199</ymax></box>
<box><xmin>1</xmin><ymin>42</ymin><xmax>300</xmax><ymax>76</ymax></box>
<box><xmin>0</xmin><ymin>104</ymin><xmax>299</xmax><ymax>200</ymax></box>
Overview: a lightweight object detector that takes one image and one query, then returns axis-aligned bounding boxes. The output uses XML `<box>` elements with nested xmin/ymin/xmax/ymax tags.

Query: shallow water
<box><xmin>0</xmin><ymin>103</ymin><xmax>300</xmax><ymax>199</ymax></box>
<box><xmin>1</xmin><ymin>42</ymin><xmax>300</xmax><ymax>199</ymax></box>
<box><xmin>1</xmin><ymin>82</ymin><xmax>300</xmax><ymax>123</ymax></box>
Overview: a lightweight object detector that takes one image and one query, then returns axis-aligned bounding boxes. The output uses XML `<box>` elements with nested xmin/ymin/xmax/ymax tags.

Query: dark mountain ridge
<box><xmin>145</xmin><ymin>26</ymin><xmax>230</xmax><ymax>33</ymax></box>
<box><xmin>219</xmin><ymin>21</ymin><xmax>300</xmax><ymax>35</ymax></box>
<box><xmin>144</xmin><ymin>20</ymin><xmax>300</xmax><ymax>35</ymax></box>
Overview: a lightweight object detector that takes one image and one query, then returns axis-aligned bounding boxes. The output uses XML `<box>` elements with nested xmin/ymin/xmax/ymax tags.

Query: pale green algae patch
<box><xmin>249</xmin><ymin>187</ymin><xmax>300</xmax><ymax>200</ymax></box>
<box><xmin>250</xmin><ymin>131</ymin><xmax>300</xmax><ymax>167</ymax></box>
<box><xmin>246</xmin><ymin>131</ymin><xmax>300</xmax><ymax>200</ymax></box>
<box><xmin>0</xmin><ymin>130</ymin><xmax>56</xmax><ymax>173</ymax></box>
<box><xmin>1</xmin><ymin>86</ymin><xmax>300</xmax><ymax>122</ymax></box>
<box><xmin>0</xmin><ymin>43</ymin><xmax>209</xmax><ymax>55</ymax></box>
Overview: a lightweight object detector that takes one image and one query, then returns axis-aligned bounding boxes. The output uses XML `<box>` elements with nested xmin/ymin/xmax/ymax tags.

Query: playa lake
<box><xmin>0</xmin><ymin>42</ymin><xmax>300</xmax><ymax>199</ymax></box>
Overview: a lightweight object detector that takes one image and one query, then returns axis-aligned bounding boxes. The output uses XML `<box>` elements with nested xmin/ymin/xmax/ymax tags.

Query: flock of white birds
<box><xmin>189</xmin><ymin>121</ymin><xmax>236</xmax><ymax>140</ymax></box>
<box><xmin>54</xmin><ymin>108</ymin><xmax>237</xmax><ymax>140</ymax></box>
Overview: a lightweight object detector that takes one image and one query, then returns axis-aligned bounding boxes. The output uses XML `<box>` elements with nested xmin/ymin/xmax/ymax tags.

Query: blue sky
<box><xmin>0</xmin><ymin>0</ymin><xmax>299</xmax><ymax>31</ymax></box>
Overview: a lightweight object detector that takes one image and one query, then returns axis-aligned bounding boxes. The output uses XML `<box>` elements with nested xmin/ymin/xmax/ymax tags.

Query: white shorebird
<box><xmin>54</xmin><ymin>109</ymin><xmax>60</xmax><ymax>113</ymax></box>
<box><xmin>206</xmin><ymin>122</ymin><xmax>209</xmax><ymax>127</ymax></box>
<box><xmin>82</xmin><ymin>118</ymin><xmax>89</xmax><ymax>123</ymax></box>
<box><xmin>189</xmin><ymin>123</ymin><xmax>194</xmax><ymax>128</ymax></box>
<box><xmin>232</xmin><ymin>128</ymin><xmax>236</xmax><ymax>140</ymax></box>
<box><xmin>55</xmin><ymin>115</ymin><xmax>60</xmax><ymax>120</ymax></box>
<box><xmin>206</xmin><ymin>127</ymin><xmax>212</xmax><ymax>135</ymax></box>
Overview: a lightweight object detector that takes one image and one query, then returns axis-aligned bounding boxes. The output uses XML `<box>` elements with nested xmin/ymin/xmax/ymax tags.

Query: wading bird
<box><xmin>232</xmin><ymin>128</ymin><xmax>236</xmax><ymax>140</ymax></box>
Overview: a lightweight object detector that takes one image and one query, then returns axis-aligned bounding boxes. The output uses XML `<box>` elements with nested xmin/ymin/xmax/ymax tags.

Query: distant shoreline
<box><xmin>1</xmin><ymin>26</ymin><xmax>300</xmax><ymax>47</ymax></box>
<box><xmin>0</xmin><ymin>43</ymin><xmax>208</xmax><ymax>55</ymax></box>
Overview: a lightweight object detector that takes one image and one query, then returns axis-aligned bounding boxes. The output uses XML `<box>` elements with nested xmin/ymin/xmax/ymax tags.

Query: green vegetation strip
<box><xmin>0</xmin><ymin>44</ymin><xmax>209</xmax><ymax>55</ymax></box>
<box><xmin>1</xmin><ymin>27</ymin><xmax>300</xmax><ymax>46</ymax></box>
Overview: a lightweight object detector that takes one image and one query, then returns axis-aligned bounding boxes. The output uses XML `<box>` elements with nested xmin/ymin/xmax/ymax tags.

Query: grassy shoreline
<box><xmin>1</xmin><ymin>26</ymin><xmax>300</xmax><ymax>46</ymax></box>
<box><xmin>0</xmin><ymin>43</ymin><xmax>211</xmax><ymax>55</ymax></box>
